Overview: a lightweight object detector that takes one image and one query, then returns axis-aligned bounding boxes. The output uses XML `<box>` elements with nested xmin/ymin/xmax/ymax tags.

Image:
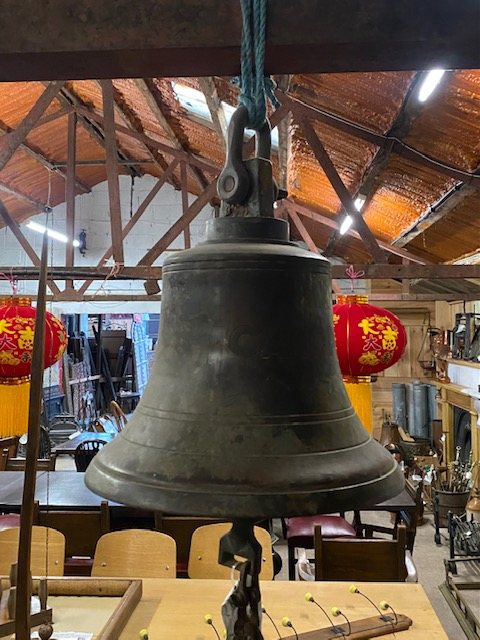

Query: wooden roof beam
<box><xmin>298</xmin><ymin>116</ymin><xmax>386</xmax><ymax>264</ymax></box>
<box><xmin>4</xmin><ymin>263</ymin><xmax>480</xmax><ymax>281</ymax></box>
<box><xmin>95</xmin><ymin>79</ymin><xmax>181</xmax><ymax>190</ymax></box>
<box><xmin>0</xmin><ymin>81</ymin><xmax>64</xmax><ymax>172</ymax></box>
<box><xmin>53</xmin><ymin>84</ymin><xmax>143</xmax><ymax>179</ymax></box>
<box><xmin>0</xmin><ymin>0</ymin><xmax>479</xmax><ymax>80</ymax></box>
<box><xmin>278</xmin><ymin>91</ymin><xmax>480</xmax><ymax>189</ymax></box>
<box><xmin>101</xmin><ymin>80</ymin><xmax>124</xmax><ymax>265</ymax></box>
<box><xmin>393</xmin><ymin>181</ymin><xmax>478</xmax><ymax>248</ymax></box>
<box><xmin>290</xmin><ymin>200</ymin><xmax>428</xmax><ymax>264</ymax></box>
<box><xmin>323</xmin><ymin>72</ymin><xmax>424</xmax><ymax>257</ymax></box>
<box><xmin>135</xmin><ymin>78</ymin><xmax>210</xmax><ymax>190</ymax></box>
<box><xmin>0</xmin><ymin>180</ymin><xmax>46</xmax><ymax>210</ymax></box>
<box><xmin>197</xmin><ymin>77</ymin><xmax>228</xmax><ymax>151</ymax></box>
<box><xmin>0</xmin><ymin>202</ymin><xmax>60</xmax><ymax>295</ymax></box>
<box><xmin>78</xmin><ymin>158</ymin><xmax>180</xmax><ymax>295</ymax></box>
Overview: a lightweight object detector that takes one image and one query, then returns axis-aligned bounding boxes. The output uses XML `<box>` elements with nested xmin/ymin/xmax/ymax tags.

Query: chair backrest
<box><xmin>0</xmin><ymin>436</ymin><xmax>19</xmax><ymax>458</ymax></box>
<box><xmin>6</xmin><ymin>454</ymin><xmax>57</xmax><ymax>471</ymax></box>
<box><xmin>188</xmin><ymin>523</ymin><xmax>274</xmax><ymax>580</ymax></box>
<box><xmin>154</xmin><ymin>515</ymin><xmax>226</xmax><ymax>566</ymax></box>
<box><xmin>34</xmin><ymin>500</ymin><xmax>110</xmax><ymax>558</ymax></box>
<box><xmin>92</xmin><ymin>529</ymin><xmax>177</xmax><ymax>578</ymax></box>
<box><xmin>110</xmin><ymin>400</ymin><xmax>128</xmax><ymax>432</ymax></box>
<box><xmin>74</xmin><ymin>439</ymin><xmax>105</xmax><ymax>471</ymax></box>
<box><xmin>0</xmin><ymin>525</ymin><xmax>65</xmax><ymax>576</ymax></box>
<box><xmin>314</xmin><ymin>524</ymin><xmax>407</xmax><ymax>582</ymax></box>
<box><xmin>400</xmin><ymin>479</ymin><xmax>424</xmax><ymax>552</ymax></box>
<box><xmin>0</xmin><ymin>448</ymin><xmax>8</xmax><ymax>471</ymax></box>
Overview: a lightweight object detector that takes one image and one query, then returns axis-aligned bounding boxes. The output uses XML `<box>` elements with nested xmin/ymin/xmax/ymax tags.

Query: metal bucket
<box><xmin>433</xmin><ymin>489</ymin><xmax>470</xmax><ymax>528</ymax></box>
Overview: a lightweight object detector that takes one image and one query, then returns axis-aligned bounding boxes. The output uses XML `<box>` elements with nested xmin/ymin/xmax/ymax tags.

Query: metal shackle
<box><xmin>217</xmin><ymin>105</ymin><xmax>272</xmax><ymax>205</ymax></box>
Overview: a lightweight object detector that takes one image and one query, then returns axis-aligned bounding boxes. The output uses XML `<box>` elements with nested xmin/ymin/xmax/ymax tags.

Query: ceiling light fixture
<box><xmin>418</xmin><ymin>69</ymin><xmax>446</xmax><ymax>103</ymax></box>
<box><xmin>26</xmin><ymin>221</ymin><xmax>80</xmax><ymax>247</ymax></box>
<box><xmin>339</xmin><ymin>215</ymin><xmax>353</xmax><ymax>235</ymax></box>
<box><xmin>339</xmin><ymin>195</ymin><xmax>366</xmax><ymax>236</ymax></box>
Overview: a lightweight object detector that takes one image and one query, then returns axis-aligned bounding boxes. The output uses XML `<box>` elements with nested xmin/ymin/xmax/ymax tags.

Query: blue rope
<box><xmin>238</xmin><ymin>0</ymin><xmax>278</xmax><ymax>130</ymax></box>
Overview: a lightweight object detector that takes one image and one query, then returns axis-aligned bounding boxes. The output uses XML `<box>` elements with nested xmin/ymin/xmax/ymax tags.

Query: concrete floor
<box><xmin>272</xmin><ymin>512</ymin><xmax>479</xmax><ymax>639</ymax></box>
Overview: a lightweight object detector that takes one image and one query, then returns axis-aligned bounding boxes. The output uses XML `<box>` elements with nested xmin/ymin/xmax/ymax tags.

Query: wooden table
<box><xmin>39</xmin><ymin>579</ymin><xmax>447</xmax><ymax>639</ymax></box>
<box><xmin>52</xmin><ymin>431</ymin><xmax>116</xmax><ymax>455</ymax></box>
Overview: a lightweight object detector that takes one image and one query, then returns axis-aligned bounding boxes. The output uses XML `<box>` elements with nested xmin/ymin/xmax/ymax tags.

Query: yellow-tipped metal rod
<box><xmin>15</xmin><ymin>231</ymin><xmax>49</xmax><ymax>639</ymax></box>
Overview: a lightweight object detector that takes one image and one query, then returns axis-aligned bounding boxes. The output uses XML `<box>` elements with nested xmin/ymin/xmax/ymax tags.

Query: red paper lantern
<box><xmin>333</xmin><ymin>294</ymin><xmax>407</xmax><ymax>381</ymax></box>
<box><xmin>0</xmin><ymin>296</ymin><xmax>67</xmax><ymax>382</ymax></box>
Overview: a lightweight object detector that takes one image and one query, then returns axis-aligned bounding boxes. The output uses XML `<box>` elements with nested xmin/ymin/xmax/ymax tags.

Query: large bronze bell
<box><xmin>86</xmin><ymin>107</ymin><xmax>403</xmax><ymax>519</ymax></box>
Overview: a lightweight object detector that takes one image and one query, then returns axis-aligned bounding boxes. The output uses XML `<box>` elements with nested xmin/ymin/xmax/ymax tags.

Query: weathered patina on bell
<box><xmin>86</xmin><ymin>106</ymin><xmax>404</xmax><ymax>518</ymax></box>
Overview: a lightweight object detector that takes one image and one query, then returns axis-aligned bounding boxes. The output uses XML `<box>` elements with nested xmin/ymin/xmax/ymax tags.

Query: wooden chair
<box><xmin>285</xmin><ymin>514</ymin><xmax>357</xmax><ymax>580</ymax></box>
<box><xmin>74</xmin><ymin>439</ymin><xmax>106</xmax><ymax>471</ymax></box>
<box><xmin>354</xmin><ymin>479</ymin><xmax>423</xmax><ymax>553</ymax></box>
<box><xmin>110</xmin><ymin>400</ymin><xmax>128</xmax><ymax>432</ymax></box>
<box><xmin>5</xmin><ymin>454</ymin><xmax>57</xmax><ymax>471</ymax></box>
<box><xmin>314</xmin><ymin>523</ymin><xmax>408</xmax><ymax>582</ymax></box>
<box><xmin>154</xmin><ymin>515</ymin><xmax>226</xmax><ymax>575</ymax></box>
<box><xmin>34</xmin><ymin>500</ymin><xmax>110</xmax><ymax>574</ymax></box>
<box><xmin>188</xmin><ymin>523</ymin><xmax>274</xmax><ymax>580</ymax></box>
<box><xmin>0</xmin><ymin>525</ymin><xmax>65</xmax><ymax>576</ymax></box>
<box><xmin>92</xmin><ymin>529</ymin><xmax>177</xmax><ymax>579</ymax></box>
<box><xmin>0</xmin><ymin>448</ymin><xmax>8</xmax><ymax>471</ymax></box>
<box><xmin>0</xmin><ymin>436</ymin><xmax>19</xmax><ymax>458</ymax></box>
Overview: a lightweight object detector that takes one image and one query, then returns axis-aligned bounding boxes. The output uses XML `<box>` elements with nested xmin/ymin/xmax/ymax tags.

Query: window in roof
<box><xmin>172</xmin><ymin>82</ymin><xmax>278</xmax><ymax>149</ymax></box>
<box><xmin>172</xmin><ymin>82</ymin><xmax>212</xmax><ymax>122</ymax></box>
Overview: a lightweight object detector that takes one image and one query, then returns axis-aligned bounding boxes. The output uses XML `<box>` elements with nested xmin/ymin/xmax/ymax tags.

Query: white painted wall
<box><xmin>0</xmin><ymin>175</ymin><xmax>215</xmax><ymax>312</ymax></box>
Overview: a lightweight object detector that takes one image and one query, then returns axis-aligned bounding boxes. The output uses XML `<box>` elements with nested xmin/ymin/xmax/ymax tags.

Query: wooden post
<box><xmin>101</xmin><ymin>79</ymin><xmax>125</xmax><ymax>265</ymax></box>
<box><xmin>65</xmin><ymin>111</ymin><xmax>77</xmax><ymax>290</ymax></box>
<box><xmin>15</xmin><ymin>232</ymin><xmax>48</xmax><ymax>639</ymax></box>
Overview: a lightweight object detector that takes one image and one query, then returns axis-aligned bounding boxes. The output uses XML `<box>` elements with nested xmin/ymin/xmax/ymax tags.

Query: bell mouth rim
<box><xmin>86</xmin><ymin>458</ymin><xmax>404</xmax><ymax>519</ymax></box>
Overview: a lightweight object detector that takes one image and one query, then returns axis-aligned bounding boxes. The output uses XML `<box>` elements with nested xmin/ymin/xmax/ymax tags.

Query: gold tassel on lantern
<box><xmin>0</xmin><ymin>377</ymin><xmax>30</xmax><ymax>437</ymax></box>
<box><xmin>344</xmin><ymin>376</ymin><xmax>373</xmax><ymax>434</ymax></box>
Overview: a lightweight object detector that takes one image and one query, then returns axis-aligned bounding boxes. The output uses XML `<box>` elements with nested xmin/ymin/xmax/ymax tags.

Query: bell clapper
<box><xmin>220</xmin><ymin>520</ymin><xmax>264</xmax><ymax>640</ymax></box>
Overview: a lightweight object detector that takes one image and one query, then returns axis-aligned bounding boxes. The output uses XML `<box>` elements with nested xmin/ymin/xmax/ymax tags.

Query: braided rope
<box><xmin>238</xmin><ymin>0</ymin><xmax>279</xmax><ymax>130</ymax></box>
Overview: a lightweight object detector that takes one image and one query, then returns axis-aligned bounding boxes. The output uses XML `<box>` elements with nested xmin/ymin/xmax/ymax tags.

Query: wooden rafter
<box><xmin>277</xmin><ymin>91</ymin><xmax>480</xmax><ymax>190</ymax></box>
<box><xmin>99</xmin><ymin>80</ymin><xmax>181</xmax><ymax>190</ymax></box>
<box><xmin>0</xmin><ymin>202</ymin><xmax>61</xmax><ymax>295</ymax></box>
<box><xmin>0</xmin><ymin>81</ymin><xmax>64</xmax><ymax>172</ymax></box>
<box><xmin>53</xmin><ymin>84</ymin><xmax>143</xmax><ymax>179</ymax></box>
<box><xmin>65</xmin><ymin>111</ymin><xmax>76</xmax><ymax>289</ymax></box>
<box><xmin>4</xmin><ymin>263</ymin><xmax>480</xmax><ymax>281</ymax></box>
<box><xmin>101</xmin><ymin>80</ymin><xmax>124</xmax><ymax>265</ymax></box>
<box><xmin>1</xmin><ymin>0</ymin><xmax>479</xmax><ymax>80</ymax></box>
<box><xmin>393</xmin><ymin>181</ymin><xmax>478</xmax><ymax>248</ymax></box>
<box><xmin>135</xmin><ymin>78</ymin><xmax>209</xmax><ymax>189</ymax></box>
<box><xmin>77</xmin><ymin>159</ymin><xmax>180</xmax><ymax>295</ymax></box>
<box><xmin>0</xmin><ymin>109</ymin><xmax>90</xmax><ymax>195</ymax></box>
<box><xmin>197</xmin><ymin>77</ymin><xmax>228</xmax><ymax>150</ymax></box>
<box><xmin>290</xmin><ymin>200</ymin><xmax>427</xmax><ymax>265</ymax></box>
<box><xmin>135</xmin><ymin>106</ymin><xmax>289</xmax><ymax>267</ymax></box>
<box><xmin>276</xmin><ymin>75</ymin><xmax>291</xmax><ymax>193</ymax></box>
<box><xmin>180</xmin><ymin>161</ymin><xmax>191</xmax><ymax>249</ymax></box>
<box><xmin>298</xmin><ymin>116</ymin><xmax>386</xmax><ymax>263</ymax></box>
<box><xmin>138</xmin><ymin>180</ymin><xmax>217</xmax><ymax>266</ymax></box>
<box><xmin>323</xmin><ymin>72</ymin><xmax>424</xmax><ymax>257</ymax></box>
<box><xmin>0</xmin><ymin>180</ymin><xmax>46</xmax><ymax>210</ymax></box>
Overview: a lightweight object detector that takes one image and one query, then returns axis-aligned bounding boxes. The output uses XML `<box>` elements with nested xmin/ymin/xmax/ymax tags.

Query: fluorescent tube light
<box><xmin>26</xmin><ymin>221</ymin><xmax>80</xmax><ymax>247</ymax></box>
<box><xmin>418</xmin><ymin>69</ymin><xmax>445</xmax><ymax>103</ymax></box>
<box><xmin>354</xmin><ymin>195</ymin><xmax>366</xmax><ymax>211</ymax></box>
<box><xmin>339</xmin><ymin>215</ymin><xmax>353</xmax><ymax>235</ymax></box>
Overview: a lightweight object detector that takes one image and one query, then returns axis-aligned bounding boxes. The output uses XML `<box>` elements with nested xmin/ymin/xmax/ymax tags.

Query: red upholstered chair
<box><xmin>0</xmin><ymin>513</ymin><xmax>21</xmax><ymax>532</ymax></box>
<box><xmin>285</xmin><ymin>515</ymin><xmax>357</xmax><ymax>580</ymax></box>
